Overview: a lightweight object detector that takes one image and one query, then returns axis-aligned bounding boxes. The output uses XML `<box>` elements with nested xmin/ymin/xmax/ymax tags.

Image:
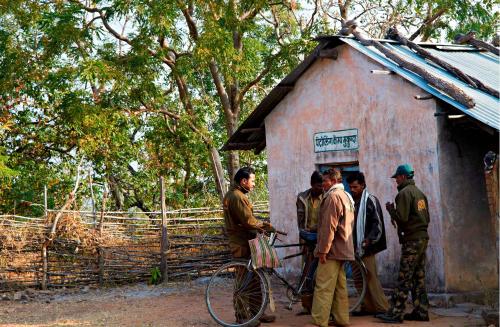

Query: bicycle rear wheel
<box><xmin>206</xmin><ymin>261</ymin><xmax>269</xmax><ymax>327</ymax></box>
<box><xmin>344</xmin><ymin>258</ymin><xmax>367</xmax><ymax>312</ymax></box>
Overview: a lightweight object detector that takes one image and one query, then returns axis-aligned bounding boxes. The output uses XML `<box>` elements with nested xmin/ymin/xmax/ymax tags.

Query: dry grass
<box><xmin>0</xmin><ymin>204</ymin><xmax>267</xmax><ymax>290</ymax></box>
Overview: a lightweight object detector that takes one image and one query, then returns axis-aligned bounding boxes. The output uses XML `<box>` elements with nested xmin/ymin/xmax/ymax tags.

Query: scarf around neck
<box><xmin>325</xmin><ymin>183</ymin><xmax>355</xmax><ymax>212</ymax></box>
<box><xmin>355</xmin><ymin>188</ymin><xmax>370</xmax><ymax>257</ymax></box>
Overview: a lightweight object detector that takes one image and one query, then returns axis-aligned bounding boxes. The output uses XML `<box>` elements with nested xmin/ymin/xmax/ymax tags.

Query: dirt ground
<box><xmin>0</xmin><ymin>282</ymin><xmax>488</xmax><ymax>327</ymax></box>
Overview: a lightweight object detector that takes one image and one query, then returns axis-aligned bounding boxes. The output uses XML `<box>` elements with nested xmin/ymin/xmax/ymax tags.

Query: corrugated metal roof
<box><xmin>341</xmin><ymin>38</ymin><xmax>499</xmax><ymax>130</ymax></box>
<box><xmin>223</xmin><ymin>36</ymin><xmax>499</xmax><ymax>152</ymax></box>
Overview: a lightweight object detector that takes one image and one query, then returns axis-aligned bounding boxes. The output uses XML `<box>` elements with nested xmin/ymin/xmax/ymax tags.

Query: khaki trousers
<box><xmin>360</xmin><ymin>255</ymin><xmax>389</xmax><ymax>313</ymax></box>
<box><xmin>311</xmin><ymin>259</ymin><xmax>349</xmax><ymax>327</ymax></box>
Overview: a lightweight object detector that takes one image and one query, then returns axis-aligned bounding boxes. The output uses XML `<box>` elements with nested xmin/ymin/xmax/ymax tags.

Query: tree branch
<box><xmin>178</xmin><ymin>1</ymin><xmax>199</xmax><ymax>40</ymax></box>
<box><xmin>71</xmin><ymin>0</ymin><xmax>132</xmax><ymax>45</ymax></box>
<box><xmin>239</xmin><ymin>7</ymin><xmax>261</xmax><ymax>22</ymax></box>
<box><xmin>131</xmin><ymin>102</ymin><xmax>213</xmax><ymax>146</ymax></box>
<box><xmin>338</xmin><ymin>0</ymin><xmax>352</xmax><ymax>19</ymax></box>
<box><xmin>409</xmin><ymin>8</ymin><xmax>447</xmax><ymax>41</ymax></box>
<box><xmin>208</xmin><ymin>59</ymin><xmax>232</xmax><ymax>118</ymax></box>
<box><xmin>237</xmin><ymin>49</ymin><xmax>282</xmax><ymax>106</ymax></box>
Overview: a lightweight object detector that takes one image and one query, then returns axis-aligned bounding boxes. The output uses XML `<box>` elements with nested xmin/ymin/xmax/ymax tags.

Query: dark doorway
<box><xmin>317</xmin><ymin>162</ymin><xmax>359</xmax><ymax>193</ymax></box>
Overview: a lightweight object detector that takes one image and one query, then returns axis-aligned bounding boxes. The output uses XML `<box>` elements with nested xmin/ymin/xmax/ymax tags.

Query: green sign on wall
<box><xmin>314</xmin><ymin>129</ymin><xmax>359</xmax><ymax>153</ymax></box>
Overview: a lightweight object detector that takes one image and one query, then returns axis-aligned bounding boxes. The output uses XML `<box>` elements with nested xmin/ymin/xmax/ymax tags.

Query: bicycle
<box><xmin>205</xmin><ymin>230</ymin><xmax>367</xmax><ymax>327</ymax></box>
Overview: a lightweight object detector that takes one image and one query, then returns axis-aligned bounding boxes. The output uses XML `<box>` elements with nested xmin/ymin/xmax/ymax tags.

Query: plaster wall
<box><xmin>436</xmin><ymin>112</ymin><xmax>499</xmax><ymax>292</ymax></box>
<box><xmin>264</xmin><ymin>45</ymin><xmax>445</xmax><ymax>291</ymax></box>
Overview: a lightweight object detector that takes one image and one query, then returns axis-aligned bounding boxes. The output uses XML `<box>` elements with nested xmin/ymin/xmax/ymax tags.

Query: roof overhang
<box><xmin>222</xmin><ymin>35</ymin><xmax>499</xmax><ymax>153</ymax></box>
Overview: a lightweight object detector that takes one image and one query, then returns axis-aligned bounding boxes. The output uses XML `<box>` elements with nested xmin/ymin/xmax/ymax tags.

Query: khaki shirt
<box><xmin>315</xmin><ymin>184</ymin><xmax>355</xmax><ymax>261</ymax></box>
<box><xmin>297</xmin><ymin>189</ymin><xmax>323</xmax><ymax>230</ymax></box>
<box><xmin>307</xmin><ymin>197</ymin><xmax>321</xmax><ymax>230</ymax></box>
<box><xmin>223</xmin><ymin>186</ymin><xmax>264</xmax><ymax>258</ymax></box>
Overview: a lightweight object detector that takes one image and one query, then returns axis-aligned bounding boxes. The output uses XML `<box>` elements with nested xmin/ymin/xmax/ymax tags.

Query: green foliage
<box><xmin>149</xmin><ymin>267</ymin><xmax>162</xmax><ymax>285</ymax></box>
<box><xmin>0</xmin><ymin>1</ymin><xmax>496</xmax><ymax>215</ymax></box>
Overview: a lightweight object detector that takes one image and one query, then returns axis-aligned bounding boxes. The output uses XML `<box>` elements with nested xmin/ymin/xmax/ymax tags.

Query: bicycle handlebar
<box><xmin>274</xmin><ymin>229</ymin><xmax>287</xmax><ymax>236</ymax></box>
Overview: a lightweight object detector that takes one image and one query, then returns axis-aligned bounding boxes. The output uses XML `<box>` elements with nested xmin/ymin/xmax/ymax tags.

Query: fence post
<box><xmin>41</xmin><ymin>242</ymin><xmax>48</xmax><ymax>290</ymax></box>
<box><xmin>41</xmin><ymin>185</ymin><xmax>48</xmax><ymax>290</ymax></box>
<box><xmin>98</xmin><ymin>184</ymin><xmax>108</xmax><ymax>287</ymax></box>
<box><xmin>159</xmin><ymin>176</ymin><xmax>169</xmax><ymax>283</ymax></box>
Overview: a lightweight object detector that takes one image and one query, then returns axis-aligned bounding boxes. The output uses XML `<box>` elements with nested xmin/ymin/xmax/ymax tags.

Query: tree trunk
<box><xmin>107</xmin><ymin>175</ymin><xmax>124</xmax><ymax>210</ymax></box>
<box><xmin>209</xmin><ymin>146</ymin><xmax>227</xmax><ymax>202</ymax></box>
<box><xmin>409</xmin><ymin>8</ymin><xmax>447</xmax><ymax>41</ymax></box>
<box><xmin>227</xmin><ymin>150</ymin><xmax>240</xmax><ymax>182</ymax></box>
<box><xmin>225</xmin><ymin>105</ymin><xmax>241</xmax><ymax>183</ymax></box>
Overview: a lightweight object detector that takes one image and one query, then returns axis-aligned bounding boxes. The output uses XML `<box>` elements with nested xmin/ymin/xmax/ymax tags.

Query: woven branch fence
<box><xmin>0</xmin><ymin>202</ymin><xmax>269</xmax><ymax>291</ymax></box>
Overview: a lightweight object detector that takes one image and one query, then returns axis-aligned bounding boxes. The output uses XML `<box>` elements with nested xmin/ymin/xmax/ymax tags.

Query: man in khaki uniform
<box><xmin>223</xmin><ymin>167</ymin><xmax>275</xmax><ymax>326</ymax></box>
<box><xmin>297</xmin><ymin>171</ymin><xmax>324</xmax><ymax>232</ymax></box>
<box><xmin>306</xmin><ymin>168</ymin><xmax>355</xmax><ymax>327</ymax></box>
<box><xmin>296</xmin><ymin>171</ymin><xmax>324</xmax><ymax>313</ymax></box>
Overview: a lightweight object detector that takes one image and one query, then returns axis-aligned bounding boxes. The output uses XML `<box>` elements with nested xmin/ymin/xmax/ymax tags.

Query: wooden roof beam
<box><xmin>319</xmin><ymin>48</ymin><xmax>339</xmax><ymax>60</ymax></box>
<box><xmin>225</xmin><ymin>142</ymin><xmax>261</xmax><ymax>150</ymax></box>
<box><xmin>240</xmin><ymin>127</ymin><xmax>264</xmax><ymax>134</ymax></box>
<box><xmin>254</xmin><ymin>140</ymin><xmax>266</xmax><ymax>155</ymax></box>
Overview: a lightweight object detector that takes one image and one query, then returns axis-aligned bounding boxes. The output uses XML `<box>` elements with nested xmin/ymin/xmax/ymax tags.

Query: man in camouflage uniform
<box><xmin>223</xmin><ymin>167</ymin><xmax>276</xmax><ymax>326</ymax></box>
<box><xmin>377</xmin><ymin>164</ymin><xmax>430</xmax><ymax>323</ymax></box>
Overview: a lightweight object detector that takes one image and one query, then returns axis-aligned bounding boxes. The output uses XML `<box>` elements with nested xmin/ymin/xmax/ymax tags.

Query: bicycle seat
<box><xmin>299</xmin><ymin>229</ymin><xmax>317</xmax><ymax>244</ymax></box>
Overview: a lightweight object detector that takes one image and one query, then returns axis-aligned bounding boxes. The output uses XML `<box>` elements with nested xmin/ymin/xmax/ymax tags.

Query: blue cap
<box><xmin>391</xmin><ymin>164</ymin><xmax>414</xmax><ymax>178</ymax></box>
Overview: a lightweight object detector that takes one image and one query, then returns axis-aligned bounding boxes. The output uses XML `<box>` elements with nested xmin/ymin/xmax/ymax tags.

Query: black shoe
<box><xmin>372</xmin><ymin>311</ymin><xmax>386</xmax><ymax>318</ymax></box>
<box><xmin>376</xmin><ymin>313</ymin><xmax>403</xmax><ymax>323</ymax></box>
<box><xmin>352</xmin><ymin>310</ymin><xmax>374</xmax><ymax>316</ymax></box>
<box><xmin>404</xmin><ymin>312</ymin><xmax>429</xmax><ymax>321</ymax></box>
<box><xmin>296</xmin><ymin>308</ymin><xmax>310</xmax><ymax>316</ymax></box>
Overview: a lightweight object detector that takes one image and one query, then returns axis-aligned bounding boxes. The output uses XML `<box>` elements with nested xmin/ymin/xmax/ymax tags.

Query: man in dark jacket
<box><xmin>377</xmin><ymin>164</ymin><xmax>430</xmax><ymax>323</ymax></box>
<box><xmin>223</xmin><ymin>167</ymin><xmax>276</xmax><ymax>326</ymax></box>
<box><xmin>347</xmin><ymin>172</ymin><xmax>389</xmax><ymax>316</ymax></box>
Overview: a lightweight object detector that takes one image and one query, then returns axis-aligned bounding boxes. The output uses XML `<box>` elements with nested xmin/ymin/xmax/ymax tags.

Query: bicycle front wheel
<box><xmin>206</xmin><ymin>261</ymin><xmax>269</xmax><ymax>327</ymax></box>
<box><xmin>344</xmin><ymin>258</ymin><xmax>367</xmax><ymax>312</ymax></box>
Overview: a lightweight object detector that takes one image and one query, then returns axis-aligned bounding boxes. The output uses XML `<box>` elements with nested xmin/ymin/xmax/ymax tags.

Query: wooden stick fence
<box><xmin>0</xmin><ymin>202</ymin><xmax>269</xmax><ymax>291</ymax></box>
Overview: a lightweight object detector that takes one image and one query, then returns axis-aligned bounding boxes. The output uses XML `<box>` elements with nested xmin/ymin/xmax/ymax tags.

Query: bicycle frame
<box><xmin>238</xmin><ymin>232</ymin><xmax>305</xmax><ymax>298</ymax></box>
<box><xmin>223</xmin><ymin>231</ymin><xmax>368</xmax><ymax>318</ymax></box>
<box><xmin>266</xmin><ymin>232</ymin><xmax>316</xmax><ymax>309</ymax></box>
<box><xmin>252</xmin><ymin>232</ymin><xmax>367</xmax><ymax>311</ymax></box>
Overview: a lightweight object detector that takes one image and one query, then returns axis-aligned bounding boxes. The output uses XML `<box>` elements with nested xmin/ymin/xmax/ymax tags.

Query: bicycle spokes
<box><xmin>344</xmin><ymin>259</ymin><xmax>367</xmax><ymax>312</ymax></box>
<box><xmin>206</xmin><ymin>262</ymin><xmax>268</xmax><ymax>326</ymax></box>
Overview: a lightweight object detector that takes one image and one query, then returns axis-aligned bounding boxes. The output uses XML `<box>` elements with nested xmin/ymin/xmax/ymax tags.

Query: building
<box><xmin>223</xmin><ymin>36</ymin><xmax>499</xmax><ymax>294</ymax></box>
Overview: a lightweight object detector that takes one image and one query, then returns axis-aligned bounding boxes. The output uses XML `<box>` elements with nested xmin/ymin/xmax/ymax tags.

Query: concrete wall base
<box><xmin>428</xmin><ymin>290</ymin><xmax>499</xmax><ymax>308</ymax></box>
